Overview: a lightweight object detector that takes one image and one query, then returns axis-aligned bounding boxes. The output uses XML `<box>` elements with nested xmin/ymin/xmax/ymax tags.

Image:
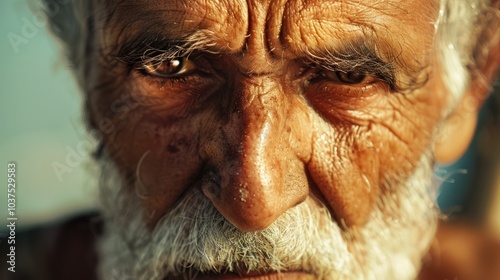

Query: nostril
<box><xmin>201</xmin><ymin>170</ymin><xmax>221</xmax><ymax>200</ymax></box>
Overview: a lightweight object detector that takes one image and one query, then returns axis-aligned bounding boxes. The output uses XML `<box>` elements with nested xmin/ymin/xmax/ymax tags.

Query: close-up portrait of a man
<box><xmin>2</xmin><ymin>0</ymin><xmax>500</xmax><ymax>279</ymax></box>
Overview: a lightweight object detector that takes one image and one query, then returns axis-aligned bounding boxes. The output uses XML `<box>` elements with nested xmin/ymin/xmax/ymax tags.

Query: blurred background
<box><xmin>0</xmin><ymin>0</ymin><xmax>98</xmax><ymax>236</ymax></box>
<box><xmin>0</xmin><ymin>0</ymin><xmax>499</xmax><ymax>256</ymax></box>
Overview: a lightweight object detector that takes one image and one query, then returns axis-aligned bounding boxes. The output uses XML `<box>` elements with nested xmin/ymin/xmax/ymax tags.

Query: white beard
<box><xmin>97</xmin><ymin>153</ymin><xmax>438</xmax><ymax>280</ymax></box>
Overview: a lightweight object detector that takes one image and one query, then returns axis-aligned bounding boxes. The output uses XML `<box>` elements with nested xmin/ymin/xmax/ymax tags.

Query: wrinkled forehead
<box><xmin>95</xmin><ymin>0</ymin><xmax>439</xmax><ymax>66</ymax></box>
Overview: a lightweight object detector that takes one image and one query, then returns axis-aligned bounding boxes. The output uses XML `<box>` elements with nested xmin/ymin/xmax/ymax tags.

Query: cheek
<box><xmin>87</xmin><ymin>63</ymin><xmax>203</xmax><ymax>168</ymax></box>
<box><xmin>362</xmin><ymin>88</ymin><xmax>445</xmax><ymax>176</ymax></box>
<box><xmin>127</xmin><ymin>120</ymin><xmax>204</xmax><ymax>225</ymax></box>
<box><xmin>307</xmin><ymin>80</ymin><xmax>446</xmax><ymax>226</ymax></box>
<box><xmin>87</xmin><ymin>72</ymin><xmax>207</xmax><ymax>224</ymax></box>
<box><xmin>103</xmin><ymin>111</ymin><xmax>205</xmax><ymax>227</ymax></box>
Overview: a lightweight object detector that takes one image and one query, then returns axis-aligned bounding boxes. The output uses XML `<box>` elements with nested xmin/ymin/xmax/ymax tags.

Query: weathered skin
<box><xmin>86</xmin><ymin>0</ymin><xmax>445</xmax><ymax>231</ymax></box>
<box><xmin>83</xmin><ymin>1</ymin><xmax>461</xmax><ymax>278</ymax></box>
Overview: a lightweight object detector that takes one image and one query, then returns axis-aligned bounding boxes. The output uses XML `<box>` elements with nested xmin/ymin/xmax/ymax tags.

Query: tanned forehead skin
<box><xmin>98</xmin><ymin>0</ymin><xmax>439</xmax><ymax>75</ymax></box>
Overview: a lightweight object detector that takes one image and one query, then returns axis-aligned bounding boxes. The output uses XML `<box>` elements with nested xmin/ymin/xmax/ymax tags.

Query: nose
<box><xmin>201</xmin><ymin>75</ymin><xmax>311</xmax><ymax>231</ymax></box>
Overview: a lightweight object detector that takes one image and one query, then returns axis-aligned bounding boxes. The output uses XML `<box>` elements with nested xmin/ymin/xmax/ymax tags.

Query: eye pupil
<box><xmin>160</xmin><ymin>58</ymin><xmax>184</xmax><ymax>75</ymax></box>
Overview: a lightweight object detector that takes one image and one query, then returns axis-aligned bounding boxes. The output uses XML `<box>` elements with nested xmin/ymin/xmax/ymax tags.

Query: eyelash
<box><xmin>307</xmin><ymin>68</ymin><xmax>378</xmax><ymax>86</ymax></box>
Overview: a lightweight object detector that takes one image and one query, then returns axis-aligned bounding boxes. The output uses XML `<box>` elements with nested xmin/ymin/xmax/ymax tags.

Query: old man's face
<box><xmin>80</xmin><ymin>0</ymin><xmax>481</xmax><ymax>279</ymax></box>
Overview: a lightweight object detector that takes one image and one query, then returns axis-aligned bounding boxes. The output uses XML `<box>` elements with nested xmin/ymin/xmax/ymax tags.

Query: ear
<box><xmin>435</xmin><ymin>1</ymin><xmax>500</xmax><ymax>164</ymax></box>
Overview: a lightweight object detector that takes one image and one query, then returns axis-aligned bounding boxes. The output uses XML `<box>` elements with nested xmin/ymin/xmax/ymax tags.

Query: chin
<box><xmin>96</xmin><ymin>152</ymin><xmax>438</xmax><ymax>280</ymax></box>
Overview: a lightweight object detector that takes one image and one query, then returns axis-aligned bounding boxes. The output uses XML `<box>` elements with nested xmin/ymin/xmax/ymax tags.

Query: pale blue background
<box><xmin>0</xmin><ymin>0</ymin><xmax>98</xmax><ymax>235</ymax></box>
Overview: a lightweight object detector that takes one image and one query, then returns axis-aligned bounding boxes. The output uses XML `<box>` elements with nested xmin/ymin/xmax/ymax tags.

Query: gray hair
<box><xmin>41</xmin><ymin>0</ymin><xmax>91</xmax><ymax>87</ymax></box>
<box><xmin>436</xmin><ymin>0</ymin><xmax>490</xmax><ymax>108</ymax></box>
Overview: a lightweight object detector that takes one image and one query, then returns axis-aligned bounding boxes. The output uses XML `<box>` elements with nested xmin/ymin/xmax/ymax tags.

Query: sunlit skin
<box><xmin>85</xmin><ymin>0</ymin><xmax>450</xmax><ymax>278</ymax></box>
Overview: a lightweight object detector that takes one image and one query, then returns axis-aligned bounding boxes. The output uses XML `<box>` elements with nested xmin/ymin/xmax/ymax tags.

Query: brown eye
<box><xmin>142</xmin><ymin>57</ymin><xmax>196</xmax><ymax>78</ymax></box>
<box><xmin>324</xmin><ymin>70</ymin><xmax>372</xmax><ymax>84</ymax></box>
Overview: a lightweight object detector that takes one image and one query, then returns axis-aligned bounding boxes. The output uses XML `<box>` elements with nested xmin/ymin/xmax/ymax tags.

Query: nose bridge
<box><xmin>238</xmin><ymin>75</ymin><xmax>285</xmax><ymax>193</ymax></box>
<box><xmin>240</xmin><ymin>76</ymin><xmax>285</xmax><ymax>145</ymax></box>
<box><xmin>203</xmin><ymin>75</ymin><xmax>307</xmax><ymax>231</ymax></box>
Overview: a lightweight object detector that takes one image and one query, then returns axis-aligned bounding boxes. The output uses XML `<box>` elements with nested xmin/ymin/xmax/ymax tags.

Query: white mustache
<box><xmin>97</xmin><ymin>155</ymin><xmax>438</xmax><ymax>280</ymax></box>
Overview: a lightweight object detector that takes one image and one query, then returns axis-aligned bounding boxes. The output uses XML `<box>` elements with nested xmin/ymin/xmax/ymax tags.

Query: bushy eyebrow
<box><xmin>114</xmin><ymin>30</ymin><xmax>221</xmax><ymax>64</ymax></box>
<box><xmin>302</xmin><ymin>38</ymin><xmax>398</xmax><ymax>90</ymax></box>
